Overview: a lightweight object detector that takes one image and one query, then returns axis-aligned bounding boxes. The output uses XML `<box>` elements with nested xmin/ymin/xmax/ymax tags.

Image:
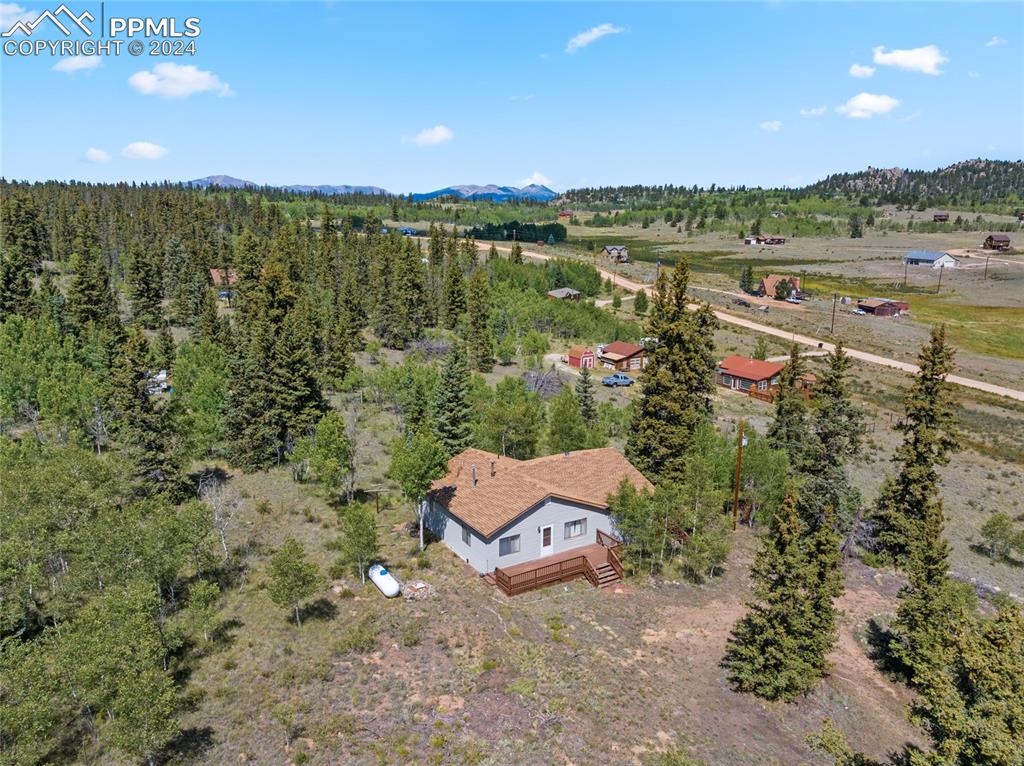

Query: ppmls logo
<box><xmin>3</xmin><ymin>4</ymin><xmax>202</xmax><ymax>58</ymax></box>
<box><xmin>2</xmin><ymin>4</ymin><xmax>93</xmax><ymax>37</ymax></box>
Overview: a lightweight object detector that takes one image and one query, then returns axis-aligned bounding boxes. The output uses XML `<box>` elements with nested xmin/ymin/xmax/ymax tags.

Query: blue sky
<box><xmin>1</xmin><ymin>1</ymin><xmax>1021</xmax><ymax>192</ymax></box>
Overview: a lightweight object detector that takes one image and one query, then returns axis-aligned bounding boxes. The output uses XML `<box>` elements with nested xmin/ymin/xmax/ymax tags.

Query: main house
<box><xmin>602</xmin><ymin>245</ymin><xmax>630</xmax><ymax>263</ymax></box>
<box><xmin>423</xmin><ymin>448</ymin><xmax>652</xmax><ymax>594</ymax></box>
<box><xmin>716</xmin><ymin>355</ymin><xmax>784</xmax><ymax>394</ymax></box>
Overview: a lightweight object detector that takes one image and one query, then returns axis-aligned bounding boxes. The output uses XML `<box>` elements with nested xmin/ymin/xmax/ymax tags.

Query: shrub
<box><xmin>333</xmin><ymin>616</ymin><xmax>378</xmax><ymax>655</ymax></box>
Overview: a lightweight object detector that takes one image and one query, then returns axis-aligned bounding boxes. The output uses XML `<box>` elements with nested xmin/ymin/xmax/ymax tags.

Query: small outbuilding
<box><xmin>984</xmin><ymin>234</ymin><xmax>1011</xmax><ymax>251</ymax></box>
<box><xmin>904</xmin><ymin>251</ymin><xmax>959</xmax><ymax>269</ymax></box>
<box><xmin>209</xmin><ymin>268</ymin><xmax>238</xmax><ymax>286</ymax></box>
<box><xmin>857</xmin><ymin>298</ymin><xmax>905</xmax><ymax>317</ymax></box>
<box><xmin>547</xmin><ymin>287</ymin><xmax>581</xmax><ymax>301</ymax></box>
<box><xmin>568</xmin><ymin>345</ymin><xmax>596</xmax><ymax>370</ymax></box>
<box><xmin>933</xmin><ymin>213</ymin><xmax>949</xmax><ymax>223</ymax></box>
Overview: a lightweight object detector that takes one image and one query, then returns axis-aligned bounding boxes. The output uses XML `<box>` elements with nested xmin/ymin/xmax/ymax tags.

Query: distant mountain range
<box><xmin>410</xmin><ymin>184</ymin><xmax>558</xmax><ymax>202</ymax></box>
<box><xmin>186</xmin><ymin>176</ymin><xmax>559</xmax><ymax>202</ymax></box>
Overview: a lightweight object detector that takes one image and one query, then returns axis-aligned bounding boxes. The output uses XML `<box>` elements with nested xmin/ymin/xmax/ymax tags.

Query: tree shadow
<box><xmin>297</xmin><ymin>597</ymin><xmax>337</xmax><ymax>624</ymax></box>
<box><xmin>864</xmin><ymin>617</ymin><xmax>911</xmax><ymax>682</ymax></box>
<box><xmin>158</xmin><ymin>725</ymin><xmax>215</xmax><ymax>765</ymax></box>
<box><xmin>967</xmin><ymin>543</ymin><xmax>1023</xmax><ymax>568</ymax></box>
<box><xmin>209</xmin><ymin>617</ymin><xmax>243</xmax><ymax>650</ymax></box>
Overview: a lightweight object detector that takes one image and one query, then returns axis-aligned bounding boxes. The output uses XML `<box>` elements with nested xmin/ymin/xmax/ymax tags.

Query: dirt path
<box><xmin>479</xmin><ymin>242</ymin><xmax>1024</xmax><ymax>403</ymax></box>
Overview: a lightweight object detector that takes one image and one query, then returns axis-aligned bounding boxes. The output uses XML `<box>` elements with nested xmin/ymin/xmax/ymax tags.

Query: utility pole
<box><xmin>830</xmin><ymin>292</ymin><xmax>838</xmax><ymax>334</ymax></box>
<box><xmin>903</xmin><ymin>259</ymin><xmax>908</xmax><ymax>288</ymax></box>
<box><xmin>937</xmin><ymin>263</ymin><xmax>945</xmax><ymax>294</ymax></box>
<box><xmin>732</xmin><ymin>420</ymin><xmax>746</xmax><ymax>531</ymax></box>
<box><xmin>984</xmin><ymin>253</ymin><xmax>991</xmax><ymax>280</ymax></box>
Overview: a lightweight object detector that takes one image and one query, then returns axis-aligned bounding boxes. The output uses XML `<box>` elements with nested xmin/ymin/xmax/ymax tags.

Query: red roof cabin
<box><xmin>568</xmin><ymin>345</ymin><xmax>595</xmax><ymax>370</ymax></box>
<box><xmin>716</xmin><ymin>355</ymin><xmax>784</xmax><ymax>394</ymax></box>
<box><xmin>598</xmin><ymin>341</ymin><xmax>648</xmax><ymax>372</ymax></box>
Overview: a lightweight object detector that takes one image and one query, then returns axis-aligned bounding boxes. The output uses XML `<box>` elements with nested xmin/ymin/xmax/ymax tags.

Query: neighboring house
<box><xmin>602</xmin><ymin>245</ymin><xmax>630</xmax><ymax>263</ymax></box>
<box><xmin>933</xmin><ymin>213</ymin><xmax>950</xmax><ymax>223</ymax></box>
<box><xmin>758</xmin><ymin>235</ymin><xmax>786</xmax><ymax>245</ymax></box>
<box><xmin>423</xmin><ymin>448</ymin><xmax>652</xmax><ymax>593</ymax></box>
<box><xmin>567</xmin><ymin>345</ymin><xmax>595</xmax><ymax>369</ymax></box>
<box><xmin>715</xmin><ymin>355</ymin><xmax>784</xmax><ymax>394</ymax></box>
<box><xmin>984</xmin><ymin>234</ymin><xmax>1011</xmax><ymax>251</ymax></box>
<box><xmin>904</xmin><ymin>250</ymin><xmax>959</xmax><ymax>269</ymax></box>
<box><xmin>759</xmin><ymin>274</ymin><xmax>801</xmax><ymax>299</ymax></box>
<box><xmin>547</xmin><ymin>287</ymin><xmax>581</xmax><ymax>301</ymax></box>
<box><xmin>857</xmin><ymin>298</ymin><xmax>907</xmax><ymax>317</ymax></box>
<box><xmin>743</xmin><ymin>236</ymin><xmax>758</xmax><ymax>245</ymax></box>
<box><xmin>558</xmin><ymin>210</ymin><xmax>574</xmax><ymax>218</ymax></box>
<box><xmin>209</xmin><ymin>268</ymin><xmax>238</xmax><ymax>286</ymax></box>
<box><xmin>598</xmin><ymin>341</ymin><xmax>648</xmax><ymax>371</ymax></box>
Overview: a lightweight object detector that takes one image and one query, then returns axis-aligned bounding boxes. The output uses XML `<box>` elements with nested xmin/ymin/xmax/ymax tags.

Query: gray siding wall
<box><xmin>423</xmin><ymin>497</ymin><xmax>614</xmax><ymax>573</ymax></box>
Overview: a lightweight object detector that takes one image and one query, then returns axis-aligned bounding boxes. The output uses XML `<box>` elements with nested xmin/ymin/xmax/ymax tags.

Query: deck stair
<box><xmin>593</xmin><ymin>562</ymin><xmax>621</xmax><ymax>588</ymax></box>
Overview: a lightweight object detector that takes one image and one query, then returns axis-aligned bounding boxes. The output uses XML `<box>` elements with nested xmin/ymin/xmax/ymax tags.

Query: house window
<box><xmin>758</xmin><ymin>380</ymin><xmax>768</xmax><ymax>391</ymax></box>
<box><xmin>564</xmin><ymin>519</ymin><xmax>587</xmax><ymax>540</ymax></box>
<box><xmin>499</xmin><ymin>534</ymin><xmax>521</xmax><ymax>556</ymax></box>
<box><xmin>462</xmin><ymin>525</ymin><xmax>471</xmax><ymax>546</ymax></box>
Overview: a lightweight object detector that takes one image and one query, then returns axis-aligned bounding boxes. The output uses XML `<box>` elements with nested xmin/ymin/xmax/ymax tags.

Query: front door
<box><xmin>540</xmin><ymin>525</ymin><xmax>553</xmax><ymax>557</ymax></box>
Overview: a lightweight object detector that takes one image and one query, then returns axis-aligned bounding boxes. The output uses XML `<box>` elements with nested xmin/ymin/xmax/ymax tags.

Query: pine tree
<box><xmin>0</xmin><ymin>244</ymin><xmax>34</xmax><ymax>320</ymax></box>
<box><xmin>767</xmin><ymin>344</ymin><xmax>810</xmax><ymax>468</ymax></box>
<box><xmin>66</xmin><ymin>211</ymin><xmax>119</xmax><ymax>332</ymax></box>
<box><xmin>272</xmin><ymin>298</ymin><xmax>325</xmax><ymax>444</ymax></box>
<box><xmin>869</xmin><ymin>326</ymin><xmax>959</xmax><ymax>563</ymax></box>
<box><xmin>575</xmin><ymin>365</ymin><xmax>597</xmax><ymax>423</ymax></box>
<box><xmin>442</xmin><ymin>257</ymin><xmax>467</xmax><ymax>330</ymax></box>
<box><xmin>465</xmin><ymin>268</ymin><xmax>494</xmax><ymax>371</ymax></box>
<box><xmin>804</xmin><ymin>507</ymin><xmax>845</xmax><ymax>676</ymax></box>
<box><xmin>626</xmin><ymin>262</ymin><xmax>717</xmax><ymax>482</ymax></box>
<box><xmin>545</xmin><ymin>387</ymin><xmax>588</xmax><ymax>454</ymax></box>
<box><xmin>432</xmin><ymin>344</ymin><xmax>472</xmax><ymax>455</ymax></box>
<box><xmin>633</xmin><ymin>289</ymin><xmax>648</xmax><ymax>315</ymax></box>
<box><xmin>150</xmin><ymin>322</ymin><xmax>175</xmax><ymax>372</ymax></box>
<box><xmin>799</xmin><ymin>343</ymin><xmax>865</xmax><ymax>530</ymax></box>
<box><xmin>125</xmin><ymin>242</ymin><xmax>162</xmax><ymax>329</ymax></box>
<box><xmin>723</xmin><ymin>492</ymin><xmax>830</xmax><ymax>701</ymax></box>
<box><xmin>194</xmin><ymin>287</ymin><xmax>223</xmax><ymax>345</ymax></box>
<box><xmin>739</xmin><ymin>264</ymin><xmax>754</xmax><ymax>293</ymax></box>
<box><xmin>227</xmin><ymin>317</ymin><xmax>281</xmax><ymax>470</ymax></box>
<box><xmin>1</xmin><ymin>192</ymin><xmax>47</xmax><ymax>269</ymax></box>
<box><xmin>510</xmin><ymin>241</ymin><xmax>524</xmax><ymax>265</ymax></box>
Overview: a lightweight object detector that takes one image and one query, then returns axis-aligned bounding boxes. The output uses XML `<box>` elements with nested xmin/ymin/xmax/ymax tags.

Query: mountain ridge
<box><xmin>185</xmin><ymin>177</ymin><xmax>559</xmax><ymax>201</ymax></box>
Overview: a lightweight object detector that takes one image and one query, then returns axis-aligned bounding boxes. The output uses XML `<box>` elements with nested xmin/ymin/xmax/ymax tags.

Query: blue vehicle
<box><xmin>601</xmin><ymin>372</ymin><xmax>635</xmax><ymax>387</ymax></box>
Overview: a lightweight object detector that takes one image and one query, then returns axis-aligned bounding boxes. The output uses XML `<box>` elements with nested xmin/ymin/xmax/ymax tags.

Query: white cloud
<box><xmin>84</xmin><ymin>147</ymin><xmax>110</xmax><ymax>163</ymax></box>
<box><xmin>837</xmin><ymin>92</ymin><xmax>900</xmax><ymax>119</ymax></box>
<box><xmin>52</xmin><ymin>55</ymin><xmax>102</xmax><ymax>74</ymax></box>
<box><xmin>849</xmin><ymin>63</ymin><xmax>875</xmax><ymax>78</ymax></box>
<box><xmin>519</xmin><ymin>171</ymin><xmax>552</xmax><ymax>187</ymax></box>
<box><xmin>565</xmin><ymin>23</ymin><xmax>625</xmax><ymax>54</ymax></box>
<box><xmin>968</xmin><ymin>70</ymin><xmax>981</xmax><ymax>79</ymax></box>
<box><xmin>0</xmin><ymin>3</ymin><xmax>33</xmax><ymax>32</ymax></box>
<box><xmin>121</xmin><ymin>141</ymin><xmax>168</xmax><ymax>160</ymax></box>
<box><xmin>985</xmin><ymin>36</ymin><xmax>1006</xmax><ymax>47</ymax></box>
<box><xmin>759</xmin><ymin>120</ymin><xmax>782</xmax><ymax>133</ymax></box>
<box><xmin>128</xmin><ymin>63</ymin><xmax>233</xmax><ymax>99</ymax></box>
<box><xmin>799</xmin><ymin>105</ymin><xmax>827</xmax><ymax>117</ymax></box>
<box><xmin>406</xmin><ymin>124</ymin><xmax>454</xmax><ymax>147</ymax></box>
<box><xmin>872</xmin><ymin>45</ymin><xmax>948</xmax><ymax>75</ymax></box>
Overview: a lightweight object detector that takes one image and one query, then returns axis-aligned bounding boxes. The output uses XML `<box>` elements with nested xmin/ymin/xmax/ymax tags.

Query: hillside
<box><xmin>805</xmin><ymin>159</ymin><xmax>1024</xmax><ymax>203</ymax></box>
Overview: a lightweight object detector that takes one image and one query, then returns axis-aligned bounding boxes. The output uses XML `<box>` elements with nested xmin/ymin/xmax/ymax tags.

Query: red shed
<box><xmin>568</xmin><ymin>345</ymin><xmax>595</xmax><ymax>369</ymax></box>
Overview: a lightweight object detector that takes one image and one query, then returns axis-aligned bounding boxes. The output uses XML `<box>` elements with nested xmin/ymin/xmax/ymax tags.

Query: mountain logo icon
<box><xmin>2</xmin><ymin>4</ymin><xmax>94</xmax><ymax>37</ymax></box>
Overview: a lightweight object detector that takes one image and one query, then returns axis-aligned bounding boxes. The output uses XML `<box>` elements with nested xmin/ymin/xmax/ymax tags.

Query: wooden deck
<box><xmin>491</xmin><ymin>531</ymin><xmax>625</xmax><ymax>597</ymax></box>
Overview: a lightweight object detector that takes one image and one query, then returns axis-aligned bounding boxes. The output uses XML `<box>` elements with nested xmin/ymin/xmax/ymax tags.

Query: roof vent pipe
<box><xmin>471</xmin><ymin>464</ymin><xmax>477</xmax><ymax>486</ymax></box>
<box><xmin>490</xmin><ymin>460</ymin><xmax>496</xmax><ymax>477</ymax></box>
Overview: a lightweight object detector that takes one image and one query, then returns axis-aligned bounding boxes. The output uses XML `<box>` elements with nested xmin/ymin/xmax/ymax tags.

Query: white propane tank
<box><xmin>368</xmin><ymin>564</ymin><xmax>401</xmax><ymax>598</ymax></box>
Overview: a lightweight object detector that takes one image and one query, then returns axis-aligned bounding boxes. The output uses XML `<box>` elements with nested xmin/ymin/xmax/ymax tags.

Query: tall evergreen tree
<box><xmin>626</xmin><ymin>263</ymin><xmax>717</xmax><ymax>482</ymax></box>
<box><xmin>227</xmin><ymin>317</ymin><xmax>280</xmax><ymax>470</ymax></box>
<box><xmin>869</xmin><ymin>326</ymin><xmax>959</xmax><ymax>563</ymax></box>
<box><xmin>66</xmin><ymin>211</ymin><xmax>119</xmax><ymax>332</ymax></box>
<box><xmin>125</xmin><ymin>242</ymin><xmax>162</xmax><ymax>329</ymax></box>
<box><xmin>575</xmin><ymin>365</ymin><xmax>597</xmax><ymax>423</ymax></box>
<box><xmin>432</xmin><ymin>344</ymin><xmax>472</xmax><ymax>455</ymax></box>
<box><xmin>442</xmin><ymin>257</ymin><xmax>467</xmax><ymax>330</ymax></box>
<box><xmin>272</xmin><ymin>297</ymin><xmax>325</xmax><ymax>444</ymax></box>
<box><xmin>767</xmin><ymin>344</ymin><xmax>810</xmax><ymax>468</ymax></box>
<box><xmin>723</xmin><ymin>491</ymin><xmax>837</xmax><ymax>701</ymax></box>
<box><xmin>0</xmin><ymin>244</ymin><xmax>34</xmax><ymax>320</ymax></box>
<box><xmin>509</xmin><ymin>241</ymin><xmax>524</xmax><ymax>265</ymax></box>
<box><xmin>465</xmin><ymin>267</ymin><xmax>494</xmax><ymax>371</ymax></box>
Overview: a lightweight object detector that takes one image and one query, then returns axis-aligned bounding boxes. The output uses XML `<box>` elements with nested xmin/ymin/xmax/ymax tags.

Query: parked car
<box><xmin>602</xmin><ymin>372</ymin><xmax>635</xmax><ymax>387</ymax></box>
<box><xmin>853</xmin><ymin>308</ymin><xmax>867</xmax><ymax>315</ymax></box>
<box><xmin>784</xmin><ymin>297</ymin><xmax>802</xmax><ymax>304</ymax></box>
<box><xmin>734</xmin><ymin>298</ymin><xmax>751</xmax><ymax>307</ymax></box>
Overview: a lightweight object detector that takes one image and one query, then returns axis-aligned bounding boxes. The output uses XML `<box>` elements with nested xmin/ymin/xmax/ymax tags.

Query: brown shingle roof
<box><xmin>717</xmin><ymin>355</ymin><xmax>784</xmax><ymax>382</ymax></box>
<box><xmin>430</xmin><ymin>448</ymin><xmax>653</xmax><ymax>538</ymax></box>
<box><xmin>760</xmin><ymin>274</ymin><xmax>800</xmax><ymax>296</ymax></box>
<box><xmin>600</xmin><ymin>341</ymin><xmax>644</xmax><ymax>360</ymax></box>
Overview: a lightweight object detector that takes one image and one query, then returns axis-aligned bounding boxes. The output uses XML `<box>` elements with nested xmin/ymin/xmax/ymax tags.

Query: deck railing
<box><xmin>493</xmin><ymin>555</ymin><xmax>594</xmax><ymax>597</ymax></box>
